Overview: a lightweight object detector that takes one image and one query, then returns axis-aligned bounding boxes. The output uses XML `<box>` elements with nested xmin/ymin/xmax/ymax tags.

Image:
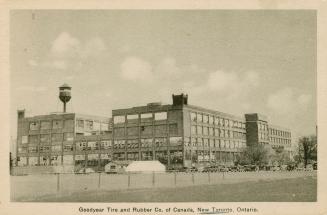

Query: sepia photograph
<box><xmin>8</xmin><ymin>9</ymin><xmax>318</xmax><ymax>204</ymax></box>
<box><xmin>1</xmin><ymin>2</ymin><xmax>326</xmax><ymax>214</ymax></box>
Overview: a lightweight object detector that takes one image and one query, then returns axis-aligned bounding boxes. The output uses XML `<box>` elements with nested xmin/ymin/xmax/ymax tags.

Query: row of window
<box><xmin>21</xmin><ymin>133</ymin><xmax>74</xmax><ymax>144</ymax></box>
<box><xmin>29</xmin><ymin>119</ymin><xmax>74</xmax><ymax>130</ymax></box>
<box><xmin>185</xmin><ymin>137</ymin><xmax>247</xmax><ymax>149</ymax></box>
<box><xmin>258</xmin><ymin>122</ymin><xmax>268</xmax><ymax>131</ymax></box>
<box><xmin>259</xmin><ymin>132</ymin><xmax>269</xmax><ymax>141</ymax></box>
<box><xmin>190</xmin><ymin>112</ymin><xmax>246</xmax><ymax>129</ymax></box>
<box><xmin>191</xmin><ymin>125</ymin><xmax>246</xmax><ymax>139</ymax></box>
<box><xmin>113</xmin><ymin>112</ymin><xmax>168</xmax><ymax>124</ymax></box>
<box><xmin>114</xmin><ymin>124</ymin><xmax>178</xmax><ymax>137</ymax></box>
<box><xmin>269</xmin><ymin>137</ymin><xmax>291</xmax><ymax>144</ymax></box>
<box><xmin>184</xmin><ymin>150</ymin><xmax>239</xmax><ymax>162</ymax></box>
<box><xmin>75</xmin><ymin>119</ymin><xmax>110</xmax><ymax>131</ymax></box>
<box><xmin>269</xmin><ymin>128</ymin><xmax>291</xmax><ymax>138</ymax></box>
<box><xmin>28</xmin><ymin>119</ymin><xmax>110</xmax><ymax>132</ymax></box>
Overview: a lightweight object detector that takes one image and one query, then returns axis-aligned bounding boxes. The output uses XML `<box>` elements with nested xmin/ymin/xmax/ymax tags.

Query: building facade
<box><xmin>15</xmin><ymin>94</ymin><xmax>293</xmax><ymax>170</ymax></box>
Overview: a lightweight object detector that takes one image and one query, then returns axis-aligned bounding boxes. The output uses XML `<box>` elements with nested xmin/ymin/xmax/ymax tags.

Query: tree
<box><xmin>237</xmin><ymin>144</ymin><xmax>271</xmax><ymax>166</ymax></box>
<box><xmin>297</xmin><ymin>135</ymin><xmax>317</xmax><ymax>168</ymax></box>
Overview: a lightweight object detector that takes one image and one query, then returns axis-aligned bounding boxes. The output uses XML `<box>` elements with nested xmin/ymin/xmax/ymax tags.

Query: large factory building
<box><xmin>15</xmin><ymin>85</ymin><xmax>292</xmax><ymax>170</ymax></box>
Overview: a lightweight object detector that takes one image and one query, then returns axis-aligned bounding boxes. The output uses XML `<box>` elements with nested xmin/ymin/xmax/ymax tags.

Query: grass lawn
<box><xmin>30</xmin><ymin>175</ymin><xmax>316</xmax><ymax>202</ymax></box>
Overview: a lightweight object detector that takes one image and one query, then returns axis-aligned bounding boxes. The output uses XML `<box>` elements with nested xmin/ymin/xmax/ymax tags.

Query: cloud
<box><xmin>119</xmin><ymin>44</ymin><xmax>131</xmax><ymax>53</ymax></box>
<box><xmin>50</xmin><ymin>32</ymin><xmax>106</xmax><ymax>60</ymax></box>
<box><xmin>81</xmin><ymin>37</ymin><xmax>106</xmax><ymax>58</ymax></box>
<box><xmin>206</xmin><ymin>70</ymin><xmax>260</xmax><ymax>99</ymax></box>
<box><xmin>52</xmin><ymin>60</ymin><xmax>67</xmax><ymax>70</ymax></box>
<box><xmin>267</xmin><ymin>88</ymin><xmax>312</xmax><ymax>114</ymax></box>
<box><xmin>51</xmin><ymin>32</ymin><xmax>80</xmax><ymax>56</ymax></box>
<box><xmin>28</xmin><ymin>59</ymin><xmax>38</xmax><ymax>67</ymax></box>
<box><xmin>267</xmin><ymin>88</ymin><xmax>294</xmax><ymax>114</ymax></box>
<box><xmin>17</xmin><ymin>86</ymin><xmax>47</xmax><ymax>92</ymax></box>
<box><xmin>120</xmin><ymin>56</ymin><xmax>153</xmax><ymax>82</ymax></box>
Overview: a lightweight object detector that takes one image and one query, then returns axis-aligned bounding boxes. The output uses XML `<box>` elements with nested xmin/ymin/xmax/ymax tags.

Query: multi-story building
<box><xmin>15</xmin><ymin>93</ymin><xmax>293</xmax><ymax>170</ymax></box>
<box><xmin>16</xmin><ymin>111</ymin><xmax>111</xmax><ymax>167</ymax></box>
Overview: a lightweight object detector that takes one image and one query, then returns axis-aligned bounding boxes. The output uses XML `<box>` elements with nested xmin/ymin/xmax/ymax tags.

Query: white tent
<box><xmin>125</xmin><ymin>161</ymin><xmax>166</xmax><ymax>173</ymax></box>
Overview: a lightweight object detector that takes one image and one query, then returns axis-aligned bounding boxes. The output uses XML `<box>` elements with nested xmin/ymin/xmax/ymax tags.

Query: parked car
<box><xmin>271</xmin><ymin>166</ymin><xmax>280</xmax><ymax>171</ymax></box>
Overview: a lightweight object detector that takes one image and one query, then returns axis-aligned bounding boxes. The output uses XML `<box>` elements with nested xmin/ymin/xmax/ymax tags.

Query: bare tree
<box><xmin>298</xmin><ymin>135</ymin><xmax>317</xmax><ymax>168</ymax></box>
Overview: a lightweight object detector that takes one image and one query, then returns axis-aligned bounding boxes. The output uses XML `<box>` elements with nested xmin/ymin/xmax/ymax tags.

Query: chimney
<box><xmin>172</xmin><ymin>94</ymin><xmax>188</xmax><ymax>106</ymax></box>
<box><xmin>17</xmin><ymin>110</ymin><xmax>25</xmax><ymax>120</ymax></box>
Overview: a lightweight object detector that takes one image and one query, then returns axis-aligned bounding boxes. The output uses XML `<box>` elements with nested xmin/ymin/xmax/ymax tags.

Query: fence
<box><xmin>11</xmin><ymin>170</ymin><xmax>316</xmax><ymax>201</ymax></box>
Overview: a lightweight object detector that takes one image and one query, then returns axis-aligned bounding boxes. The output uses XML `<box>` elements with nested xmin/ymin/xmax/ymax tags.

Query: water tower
<box><xmin>59</xmin><ymin>83</ymin><xmax>71</xmax><ymax>113</ymax></box>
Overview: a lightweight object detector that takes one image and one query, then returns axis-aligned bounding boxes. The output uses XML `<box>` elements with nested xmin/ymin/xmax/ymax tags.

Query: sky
<box><xmin>10</xmin><ymin>10</ymin><xmax>316</xmax><ymax>142</ymax></box>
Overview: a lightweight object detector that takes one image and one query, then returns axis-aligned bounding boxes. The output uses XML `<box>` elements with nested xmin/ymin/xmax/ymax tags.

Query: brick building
<box><xmin>15</xmin><ymin>94</ymin><xmax>292</xmax><ymax>170</ymax></box>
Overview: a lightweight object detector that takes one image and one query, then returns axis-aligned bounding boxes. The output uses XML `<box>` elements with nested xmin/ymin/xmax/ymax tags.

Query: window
<box><xmin>203</xmin><ymin>139</ymin><xmax>209</xmax><ymax>147</ymax></box>
<box><xmin>198</xmin><ymin>138</ymin><xmax>203</xmax><ymax>147</ymax></box>
<box><xmin>64</xmin><ymin>119</ymin><xmax>74</xmax><ymax>129</ymax></box>
<box><xmin>203</xmin><ymin>115</ymin><xmax>209</xmax><ymax>123</ymax></box>
<box><xmin>215</xmin><ymin>117</ymin><xmax>219</xmax><ymax>125</ymax></box>
<box><xmin>114</xmin><ymin>128</ymin><xmax>125</xmax><ymax>136</ymax></box>
<box><xmin>155</xmin><ymin>125</ymin><xmax>166</xmax><ymax>136</ymax></box>
<box><xmin>101</xmin><ymin>123</ymin><xmax>109</xmax><ymax>131</ymax></box>
<box><xmin>114</xmin><ymin>115</ymin><xmax>125</xmax><ymax>124</ymax></box>
<box><xmin>220</xmin><ymin>118</ymin><xmax>224</xmax><ymax>126</ymax></box>
<box><xmin>64</xmin><ymin>132</ymin><xmax>74</xmax><ymax>141</ymax></box>
<box><xmin>21</xmin><ymin>136</ymin><xmax>28</xmax><ymax>144</ymax></box>
<box><xmin>51</xmin><ymin>155</ymin><xmax>61</xmax><ymax>166</ymax></box>
<box><xmin>169</xmin><ymin>124</ymin><xmax>178</xmax><ymax>135</ymax></box>
<box><xmin>141</xmin><ymin>113</ymin><xmax>153</xmax><ymax>121</ymax></box>
<box><xmin>197</xmin><ymin>126</ymin><xmax>202</xmax><ymax>135</ymax></box>
<box><xmin>155</xmin><ymin>112</ymin><xmax>167</xmax><ymax>120</ymax></box>
<box><xmin>215</xmin><ymin>128</ymin><xmax>219</xmax><ymax>137</ymax></box>
<box><xmin>141</xmin><ymin>126</ymin><xmax>152</xmax><ymax>136</ymax></box>
<box><xmin>18</xmin><ymin>147</ymin><xmax>27</xmax><ymax>153</ymax></box>
<box><xmin>76</xmin><ymin>142</ymin><xmax>87</xmax><ymax>151</ymax></box>
<box><xmin>87</xmin><ymin>141</ymin><xmax>99</xmax><ymax>150</ymax></box>
<box><xmin>209</xmin><ymin>116</ymin><xmax>214</xmax><ymax>124</ymax></box>
<box><xmin>29</xmin><ymin>135</ymin><xmax>38</xmax><ymax>144</ymax></box>
<box><xmin>85</xmin><ymin>120</ymin><xmax>93</xmax><ymax>130</ymax></box>
<box><xmin>141</xmin><ymin>138</ymin><xmax>152</xmax><ymax>148</ymax></box>
<box><xmin>93</xmin><ymin>122</ymin><xmax>100</xmax><ymax>130</ymax></box>
<box><xmin>53</xmin><ymin>120</ymin><xmax>63</xmax><ymax>129</ymax></box>
<box><xmin>63</xmin><ymin>145</ymin><xmax>73</xmax><ymax>152</ymax></box>
<box><xmin>191</xmin><ymin>125</ymin><xmax>197</xmax><ymax>135</ymax></box>
<box><xmin>29</xmin><ymin>122</ymin><xmax>39</xmax><ymax>130</ymax></box>
<box><xmin>127</xmin><ymin>139</ymin><xmax>138</xmax><ymax>149</ymax></box>
<box><xmin>101</xmin><ymin>140</ymin><xmax>112</xmax><ymax>150</ymax></box>
<box><xmin>17</xmin><ymin>157</ymin><xmax>27</xmax><ymax>166</ymax></box>
<box><xmin>29</xmin><ymin>157</ymin><xmax>38</xmax><ymax>166</ymax></box>
<box><xmin>51</xmin><ymin>145</ymin><xmax>61</xmax><ymax>152</ymax></box>
<box><xmin>190</xmin><ymin>112</ymin><xmax>197</xmax><ymax>122</ymax></box>
<box><xmin>76</xmin><ymin>119</ymin><xmax>84</xmax><ymax>129</ymax></box>
<box><xmin>191</xmin><ymin>138</ymin><xmax>197</xmax><ymax>147</ymax></box>
<box><xmin>51</xmin><ymin>133</ymin><xmax>62</xmax><ymax>142</ymax></box>
<box><xmin>63</xmin><ymin>155</ymin><xmax>74</xmax><ymax>165</ymax></box>
<box><xmin>28</xmin><ymin>146</ymin><xmax>38</xmax><ymax>153</ymax></box>
<box><xmin>170</xmin><ymin>137</ymin><xmax>182</xmax><ymax>146</ymax></box>
<box><xmin>155</xmin><ymin>138</ymin><xmax>166</xmax><ymax>147</ymax></box>
<box><xmin>225</xmin><ymin>119</ymin><xmax>229</xmax><ymax>127</ymax></box>
<box><xmin>41</xmin><ymin>121</ymin><xmax>51</xmax><ymax>130</ymax></box>
<box><xmin>127</xmin><ymin>114</ymin><xmax>138</xmax><ymax>121</ymax></box>
<box><xmin>40</xmin><ymin>134</ymin><xmax>50</xmax><ymax>143</ymax></box>
<box><xmin>39</xmin><ymin>146</ymin><xmax>50</xmax><ymax>152</ymax></box>
<box><xmin>197</xmin><ymin>113</ymin><xmax>203</xmax><ymax>122</ymax></box>
<box><xmin>203</xmin><ymin>127</ymin><xmax>209</xmax><ymax>135</ymax></box>
<box><xmin>127</xmin><ymin>127</ymin><xmax>138</xmax><ymax>136</ymax></box>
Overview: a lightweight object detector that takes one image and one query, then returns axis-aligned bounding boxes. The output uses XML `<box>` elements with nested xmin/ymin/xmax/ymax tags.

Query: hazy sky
<box><xmin>10</xmin><ymin>10</ymin><xmax>316</xmax><ymax>140</ymax></box>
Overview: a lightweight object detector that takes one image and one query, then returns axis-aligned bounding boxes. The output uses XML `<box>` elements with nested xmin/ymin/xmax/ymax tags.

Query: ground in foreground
<box><xmin>29</xmin><ymin>175</ymin><xmax>317</xmax><ymax>202</ymax></box>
